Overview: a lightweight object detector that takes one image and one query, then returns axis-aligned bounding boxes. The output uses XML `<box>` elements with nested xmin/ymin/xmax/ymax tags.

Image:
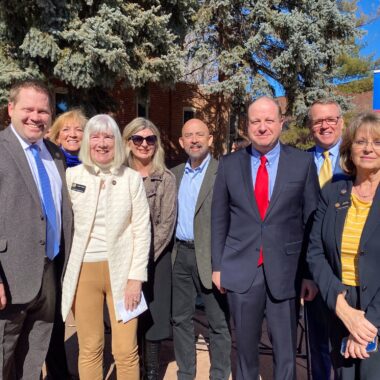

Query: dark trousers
<box><xmin>45</xmin><ymin>299</ymin><xmax>70</xmax><ymax>379</ymax></box>
<box><xmin>172</xmin><ymin>243</ymin><xmax>231</xmax><ymax>380</ymax></box>
<box><xmin>306</xmin><ymin>293</ymin><xmax>331</xmax><ymax>380</ymax></box>
<box><xmin>330</xmin><ymin>286</ymin><xmax>380</xmax><ymax>380</ymax></box>
<box><xmin>227</xmin><ymin>266</ymin><xmax>297</xmax><ymax>380</ymax></box>
<box><xmin>45</xmin><ymin>253</ymin><xmax>69</xmax><ymax>380</ymax></box>
<box><xmin>0</xmin><ymin>260</ymin><xmax>56</xmax><ymax>380</ymax></box>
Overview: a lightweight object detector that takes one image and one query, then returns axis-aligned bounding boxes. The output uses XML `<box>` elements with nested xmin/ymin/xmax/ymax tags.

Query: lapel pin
<box><xmin>335</xmin><ymin>202</ymin><xmax>340</xmax><ymax>208</ymax></box>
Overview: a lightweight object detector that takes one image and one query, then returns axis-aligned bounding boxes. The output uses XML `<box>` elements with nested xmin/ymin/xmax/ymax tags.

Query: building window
<box><xmin>55</xmin><ymin>87</ymin><xmax>69</xmax><ymax>115</ymax></box>
<box><xmin>137</xmin><ymin>100</ymin><xmax>148</xmax><ymax>118</ymax></box>
<box><xmin>183</xmin><ymin>107</ymin><xmax>195</xmax><ymax>124</ymax></box>
<box><xmin>136</xmin><ymin>88</ymin><xmax>149</xmax><ymax>118</ymax></box>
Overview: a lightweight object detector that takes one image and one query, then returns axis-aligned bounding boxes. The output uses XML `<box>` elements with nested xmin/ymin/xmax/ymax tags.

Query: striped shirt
<box><xmin>341</xmin><ymin>193</ymin><xmax>371</xmax><ymax>286</ymax></box>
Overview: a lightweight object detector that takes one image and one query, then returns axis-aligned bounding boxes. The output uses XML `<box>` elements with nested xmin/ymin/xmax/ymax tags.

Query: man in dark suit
<box><xmin>211</xmin><ymin>97</ymin><xmax>319</xmax><ymax>380</ymax></box>
<box><xmin>306</xmin><ymin>99</ymin><xmax>346</xmax><ymax>380</ymax></box>
<box><xmin>0</xmin><ymin>79</ymin><xmax>72</xmax><ymax>379</ymax></box>
<box><xmin>171</xmin><ymin>119</ymin><xmax>231</xmax><ymax>380</ymax></box>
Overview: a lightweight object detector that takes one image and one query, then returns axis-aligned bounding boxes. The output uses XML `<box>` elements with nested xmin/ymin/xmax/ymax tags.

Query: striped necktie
<box><xmin>30</xmin><ymin>144</ymin><xmax>59</xmax><ymax>260</ymax></box>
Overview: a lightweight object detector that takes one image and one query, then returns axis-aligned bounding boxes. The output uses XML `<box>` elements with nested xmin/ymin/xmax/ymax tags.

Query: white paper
<box><xmin>116</xmin><ymin>293</ymin><xmax>148</xmax><ymax>323</ymax></box>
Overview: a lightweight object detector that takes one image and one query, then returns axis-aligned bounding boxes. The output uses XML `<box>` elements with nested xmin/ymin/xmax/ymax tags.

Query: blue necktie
<box><xmin>30</xmin><ymin>144</ymin><xmax>59</xmax><ymax>260</ymax></box>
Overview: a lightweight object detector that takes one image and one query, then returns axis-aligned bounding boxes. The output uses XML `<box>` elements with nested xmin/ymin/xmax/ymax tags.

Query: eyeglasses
<box><xmin>352</xmin><ymin>140</ymin><xmax>380</xmax><ymax>150</ymax></box>
<box><xmin>128</xmin><ymin>135</ymin><xmax>157</xmax><ymax>146</ymax></box>
<box><xmin>311</xmin><ymin>116</ymin><xmax>341</xmax><ymax>129</ymax></box>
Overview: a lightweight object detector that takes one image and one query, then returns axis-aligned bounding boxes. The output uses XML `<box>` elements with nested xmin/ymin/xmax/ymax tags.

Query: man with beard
<box><xmin>171</xmin><ymin>119</ymin><xmax>231</xmax><ymax>380</ymax></box>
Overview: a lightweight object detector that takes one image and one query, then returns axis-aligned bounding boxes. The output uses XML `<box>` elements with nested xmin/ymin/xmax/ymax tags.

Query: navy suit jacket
<box><xmin>211</xmin><ymin>144</ymin><xmax>319</xmax><ymax>300</ymax></box>
<box><xmin>307</xmin><ymin>179</ymin><xmax>380</xmax><ymax>333</ymax></box>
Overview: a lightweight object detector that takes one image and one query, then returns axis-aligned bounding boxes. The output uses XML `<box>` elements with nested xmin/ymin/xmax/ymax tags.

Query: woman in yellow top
<box><xmin>307</xmin><ymin>112</ymin><xmax>380</xmax><ymax>379</ymax></box>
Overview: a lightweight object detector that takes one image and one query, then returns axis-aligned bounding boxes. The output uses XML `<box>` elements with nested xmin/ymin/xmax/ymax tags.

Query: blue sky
<box><xmin>358</xmin><ymin>0</ymin><xmax>380</xmax><ymax>60</ymax></box>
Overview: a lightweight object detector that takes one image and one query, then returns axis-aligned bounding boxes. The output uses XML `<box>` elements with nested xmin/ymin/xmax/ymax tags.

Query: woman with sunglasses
<box><xmin>123</xmin><ymin>117</ymin><xmax>177</xmax><ymax>380</ymax></box>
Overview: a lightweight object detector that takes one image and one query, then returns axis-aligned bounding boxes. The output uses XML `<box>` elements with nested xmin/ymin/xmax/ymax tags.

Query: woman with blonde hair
<box><xmin>307</xmin><ymin>112</ymin><xmax>380</xmax><ymax>379</ymax></box>
<box><xmin>62</xmin><ymin>114</ymin><xmax>151</xmax><ymax>380</ymax></box>
<box><xmin>50</xmin><ymin>109</ymin><xmax>87</xmax><ymax>167</ymax></box>
<box><xmin>123</xmin><ymin>117</ymin><xmax>177</xmax><ymax>380</ymax></box>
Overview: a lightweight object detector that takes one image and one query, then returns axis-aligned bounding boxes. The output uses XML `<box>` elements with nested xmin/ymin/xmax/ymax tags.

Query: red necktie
<box><xmin>254</xmin><ymin>156</ymin><xmax>268</xmax><ymax>266</ymax></box>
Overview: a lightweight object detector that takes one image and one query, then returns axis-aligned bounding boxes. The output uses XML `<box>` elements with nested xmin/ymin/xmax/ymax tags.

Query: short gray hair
<box><xmin>307</xmin><ymin>98</ymin><xmax>342</xmax><ymax>126</ymax></box>
<box><xmin>79</xmin><ymin>114</ymin><xmax>125</xmax><ymax>169</ymax></box>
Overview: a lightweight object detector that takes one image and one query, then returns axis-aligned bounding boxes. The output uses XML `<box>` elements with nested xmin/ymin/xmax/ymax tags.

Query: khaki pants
<box><xmin>73</xmin><ymin>261</ymin><xmax>139</xmax><ymax>380</ymax></box>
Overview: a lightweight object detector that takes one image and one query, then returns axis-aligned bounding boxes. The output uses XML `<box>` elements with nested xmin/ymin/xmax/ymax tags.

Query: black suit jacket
<box><xmin>211</xmin><ymin>144</ymin><xmax>319</xmax><ymax>300</ymax></box>
<box><xmin>307</xmin><ymin>179</ymin><xmax>380</xmax><ymax>333</ymax></box>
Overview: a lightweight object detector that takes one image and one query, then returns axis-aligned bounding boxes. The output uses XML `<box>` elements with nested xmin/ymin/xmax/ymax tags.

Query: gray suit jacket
<box><xmin>0</xmin><ymin>127</ymin><xmax>73</xmax><ymax>305</ymax></box>
<box><xmin>171</xmin><ymin>157</ymin><xmax>218</xmax><ymax>289</ymax></box>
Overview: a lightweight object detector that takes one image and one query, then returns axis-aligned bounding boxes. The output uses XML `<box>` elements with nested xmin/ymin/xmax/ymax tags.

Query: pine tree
<box><xmin>0</xmin><ymin>0</ymin><xmax>198</xmax><ymax>108</ymax></box>
<box><xmin>184</xmin><ymin>0</ymin><xmax>360</xmax><ymax>119</ymax></box>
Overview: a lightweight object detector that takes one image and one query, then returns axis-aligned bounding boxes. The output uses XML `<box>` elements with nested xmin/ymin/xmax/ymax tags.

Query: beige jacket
<box><xmin>144</xmin><ymin>169</ymin><xmax>177</xmax><ymax>261</ymax></box>
<box><xmin>61</xmin><ymin>164</ymin><xmax>151</xmax><ymax>321</ymax></box>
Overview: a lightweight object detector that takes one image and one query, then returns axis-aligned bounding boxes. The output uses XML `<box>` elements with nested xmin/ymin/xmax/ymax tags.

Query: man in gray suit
<box><xmin>171</xmin><ymin>119</ymin><xmax>231</xmax><ymax>380</ymax></box>
<box><xmin>0</xmin><ymin>79</ymin><xmax>72</xmax><ymax>379</ymax></box>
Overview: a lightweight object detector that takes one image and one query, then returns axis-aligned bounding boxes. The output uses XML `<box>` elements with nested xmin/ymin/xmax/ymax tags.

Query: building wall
<box><xmin>111</xmin><ymin>82</ymin><xmax>231</xmax><ymax>166</ymax></box>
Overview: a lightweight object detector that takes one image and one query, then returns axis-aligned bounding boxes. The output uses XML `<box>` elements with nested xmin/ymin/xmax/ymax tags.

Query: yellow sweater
<box><xmin>341</xmin><ymin>193</ymin><xmax>371</xmax><ymax>286</ymax></box>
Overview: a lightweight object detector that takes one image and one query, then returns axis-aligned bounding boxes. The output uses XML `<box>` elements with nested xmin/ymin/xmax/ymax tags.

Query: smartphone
<box><xmin>340</xmin><ymin>336</ymin><xmax>378</xmax><ymax>356</ymax></box>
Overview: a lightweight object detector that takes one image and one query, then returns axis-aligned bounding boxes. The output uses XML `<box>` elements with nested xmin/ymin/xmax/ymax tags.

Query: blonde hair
<box><xmin>50</xmin><ymin>109</ymin><xmax>87</xmax><ymax>144</ymax></box>
<box><xmin>80</xmin><ymin>114</ymin><xmax>125</xmax><ymax>169</ymax></box>
<box><xmin>340</xmin><ymin>112</ymin><xmax>380</xmax><ymax>176</ymax></box>
<box><xmin>122</xmin><ymin>117</ymin><xmax>166</xmax><ymax>174</ymax></box>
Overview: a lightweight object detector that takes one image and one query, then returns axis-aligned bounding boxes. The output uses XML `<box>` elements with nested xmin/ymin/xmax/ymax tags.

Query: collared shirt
<box><xmin>176</xmin><ymin>154</ymin><xmax>211</xmax><ymax>241</ymax></box>
<box><xmin>251</xmin><ymin>142</ymin><xmax>281</xmax><ymax>199</ymax></box>
<box><xmin>11</xmin><ymin>125</ymin><xmax>62</xmax><ymax>246</ymax></box>
<box><xmin>313</xmin><ymin>140</ymin><xmax>341</xmax><ymax>175</ymax></box>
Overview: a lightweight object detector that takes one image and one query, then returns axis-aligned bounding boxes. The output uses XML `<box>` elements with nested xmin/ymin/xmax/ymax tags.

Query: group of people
<box><xmin>0</xmin><ymin>77</ymin><xmax>379</xmax><ymax>380</ymax></box>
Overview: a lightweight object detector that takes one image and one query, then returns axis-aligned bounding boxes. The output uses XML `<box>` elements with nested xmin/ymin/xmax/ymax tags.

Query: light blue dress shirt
<box><xmin>176</xmin><ymin>154</ymin><xmax>211</xmax><ymax>241</ymax></box>
<box><xmin>313</xmin><ymin>140</ymin><xmax>341</xmax><ymax>175</ymax></box>
<box><xmin>11</xmin><ymin>125</ymin><xmax>62</xmax><ymax>248</ymax></box>
<box><xmin>251</xmin><ymin>142</ymin><xmax>281</xmax><ymax>200</ymax></box>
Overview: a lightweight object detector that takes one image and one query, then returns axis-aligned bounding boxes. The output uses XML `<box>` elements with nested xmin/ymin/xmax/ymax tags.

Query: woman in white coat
<box><xmin>61</xmin><ymin>114</ymin><xmax>150</xmax><ymax>380</ymax></box>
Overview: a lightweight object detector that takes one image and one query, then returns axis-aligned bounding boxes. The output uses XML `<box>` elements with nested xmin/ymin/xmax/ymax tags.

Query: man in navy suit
<box><xmin>306</xmin><ymin>99</ymin><xmax>346</xmax><ymax>380</ymax></box>
<box><xmin>211</xmin><ymin>96</ymin><xmax>320</xmax><ymax>380</ymax></box>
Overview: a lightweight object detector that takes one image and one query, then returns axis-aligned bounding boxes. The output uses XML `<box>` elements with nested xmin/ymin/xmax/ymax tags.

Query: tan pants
<box><xmin>73</xmin><ymin>261</ymin><xmax>139</xmax><ymax>380</ymax></box>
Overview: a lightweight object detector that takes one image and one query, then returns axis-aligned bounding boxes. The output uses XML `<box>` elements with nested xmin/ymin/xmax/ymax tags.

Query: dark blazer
<box><xmin>307</xmin><ymin>179</ymin><xmax>380</xmax><ymax>333</ymax></box>
<box><xmin>0</xmin><ymin>127</ymin><xmax>73</xmax><ymax>304</ymax></box>
<box><xmin>171</xmin><ymin>157</ymin><xmax>218</xmax><ymax>290</ymax></box>
<box><xmin>211</xmin><ymin>144</ymin><xmax>319</xmax><ymax>299</ymax></box>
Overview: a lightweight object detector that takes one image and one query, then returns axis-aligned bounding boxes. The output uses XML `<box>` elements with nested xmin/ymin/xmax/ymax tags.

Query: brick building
<box><xmin>110</xmin><ymin>82</ymin><xmax>234</xmax><ymax>165</ymax></box>
<box><xmin>0</xmin><ymin>83</ymin><xmax>374</xmax><ymax>166</ymax></box>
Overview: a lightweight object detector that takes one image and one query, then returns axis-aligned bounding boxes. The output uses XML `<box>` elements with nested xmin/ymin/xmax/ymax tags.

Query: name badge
<box><xmin>71</xmin><ymin>183</ymin><xmax>86</xmax><ymax>193</ymax></box>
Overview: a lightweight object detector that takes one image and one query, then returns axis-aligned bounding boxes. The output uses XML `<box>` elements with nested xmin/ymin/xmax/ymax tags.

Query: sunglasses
<box><xmin>128</xmin><ymin>135</ymin><xmax>157</xmax><ymax>146</ymax></box>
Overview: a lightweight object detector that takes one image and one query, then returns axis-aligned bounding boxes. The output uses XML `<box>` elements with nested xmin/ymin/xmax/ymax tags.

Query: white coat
<box><xmin>61</xmin><ymin>164</ymin><xmax>151</xmax><ymax>321</ymax></box>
